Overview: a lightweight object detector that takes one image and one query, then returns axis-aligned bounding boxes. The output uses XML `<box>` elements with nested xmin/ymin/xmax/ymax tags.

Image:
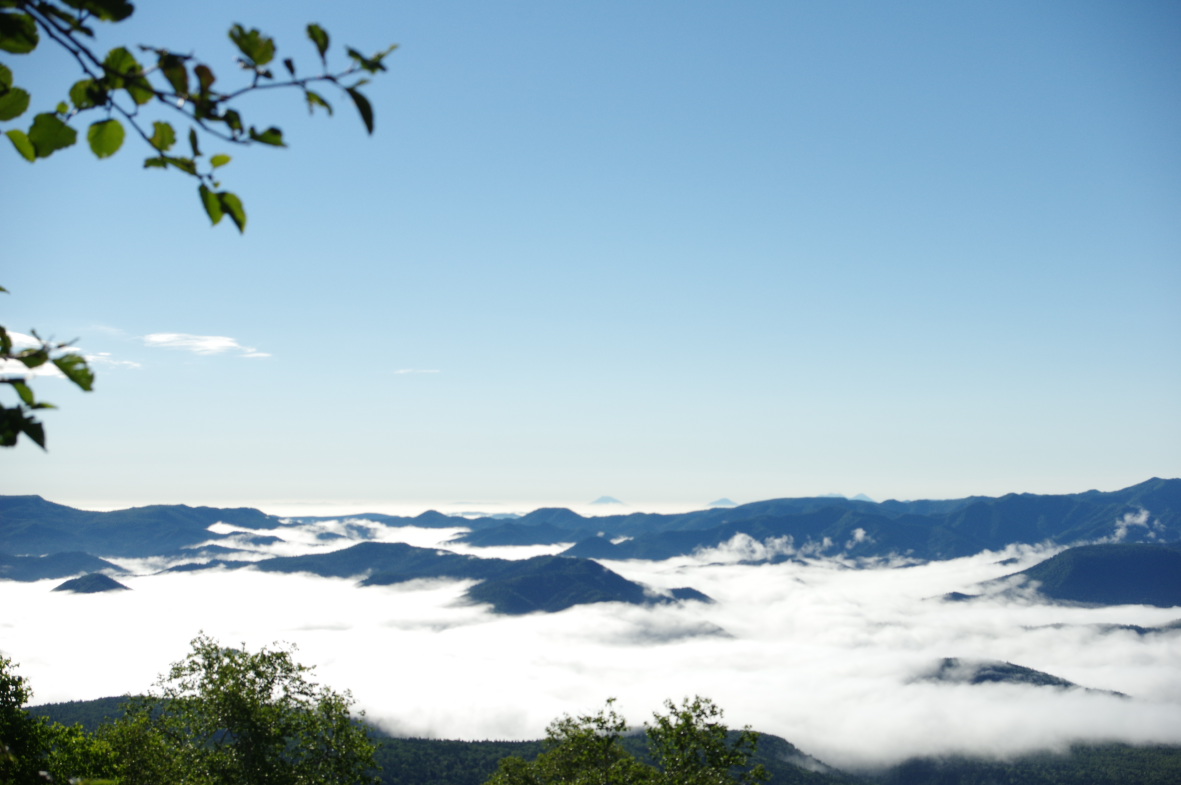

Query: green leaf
<box><xmin>126</xmin><ymin>77</ymin><xmax>153</xmax><ymax>105</ymax></box>
<box><xmin>305</xmin><ymin>90</ymin><xmax>332</xmax><ymax>116</ymax></box>
<box><xmin>6</xmin><ymin>128</ymin><xmax>33</xmax><ymax>160</ymax></box>
<box><xmin>194</xmin><ymin>64</ymin><xmax>215</xmax><ymax>93</ymax></box>
<box><xmin>143</xmin><ymin>154</ymin><xmax>197</xmax><ymax>175</ymax></box>
<box><xmin>0</xmin><ymin>84</ymin><xmax>28</xmax><ymax>120</ymax></box>
<box><xmin>38</xmin><ymin>3</ymin><xmax>90</xmax><ymax>36</ymax></box>
<box><xmin>17</xmin><ymin>348</ymin><xmax>47</xmax><ymax>369</ymax></box>
<box><xmin>189</xmin><ymin>127</ymin><xmax>200</xmax><ymax>157</ymax></box>
<box><xmin>0</xmin><ymin>61</ymin><xmax>11</xmax><ymax>88</ymax></box>
<box><xmin>229</xmin><ymin>24</ymin><xmax>275</xmax><ymax>67</ymax></box>
<box><xmin>248</xmin><ymin>126</ymin><xmax>285</xmax><ymax>146</ymax></box>
<box><xmin>27</xmin><ymin>113</ymin><xmax>77</xmax><ymax>158</ymax></box>
<box><xmin>348</xmin><ymin>44</ymin><xmax>396</xmax><ymax>74</ymax></box>
<box><xmin>166</xmin><ymin>155</ymin><xmax>197</xmax><ymax>175</ymax></box>
<box><xmin>86</xmin><ymin>118</ymin><xmax>124</xmax><ymax>158</ymax></box>
<box><xmin>0</xmin><ymin>407</ymin><xmax>46</xmax><ymax>449</ymax></box>
<box><xmin>199</xmin><ymin>184</ymin><xmax>223</xmax><ymax>225</ymax></box>
<box><xmin>219</xmin><ymin>191</ymin><xmax>246</xmax><ymax>232</ymax></box>
<box><xmin>103</xmin><ymin>46</ymin><xmax>153</xmax><ymax>104</ymax></box>
<box><xmin>159</xmin><ymin>52</ymin><xmax>189</xmax><ymax>95</ymax></box>
<box><xmin>307</xmin><ymin>24</ymin><xmax>329</xmax><ymax>62</ymax></box>
<box><xmin>69</xmin><ymin>78</ymin><xmax>106</xmax><ymax>110</ymax></box>
<box><xmin>223</xmin><ymin>109</ymin><xmax>243</xmax><ymax>135</ymax></box>
<box><xmin>150</xmin><ymin>120</ymin><xmax>176</xmax><ymax>152</ymax></box>
<box><xmin>210</xmin><ymin>153</ymin><xmax>231</xmax><ymax>168</ymax></box>
<box><xmin>22</xmin><ymin>415</ymin><xmax>46</xmax><ymax>449</ymax></box>
<box><xmin>53</xmin><ymin>353</ymin><xmax>94</xmax><ymax>392</ymax></box>
<box><xmin>60</xmin><ymin>0</ymin><xmax>134</xmax><ymax>23</ymax></box>
<box><xmin>0</xmin><ymin>11</ymin><xmax>38</xmax><ymax>54</ymax></box>
<box><xmin>11</xmin><ymin>380</ymin><xmax>34</xmax><ymax>406</ymax></box>
<box><xmin>102</xmin><ymin>46</ymin><xmax>140</xmax><ymax>83</ymax></box>
<box><xmin>345</xmin><ymin>87</ymin><xmax>374</xmax><ymax>134</ymax></box>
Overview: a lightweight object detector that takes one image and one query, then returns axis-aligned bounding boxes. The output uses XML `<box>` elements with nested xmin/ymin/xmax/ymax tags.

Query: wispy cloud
<box><xmin>143</xmin><ymin>333</ymin><xmax>270</xmax><ymax>358</ymax></box>
<box><xmin>86</xmin><ymin>352</ymin><xmax>142</xmax><ymax>370</ymax></box>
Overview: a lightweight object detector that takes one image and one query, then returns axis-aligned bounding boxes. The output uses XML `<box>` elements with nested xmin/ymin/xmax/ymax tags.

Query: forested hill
<box><xmin>28</xmin><ymin>698</ymin><xmax>1181</xmax><ymax>785</ymax></box>
<box><xmin>1</xmin><ymin>478</ymin><xmax>1178</xmax><ymax>563</ymax></box>
<box><xmin>527</xmin><ymin>477</ymin><xmax>1181</xmax><ymax>561</ymax></box>
<box><xmin>1004</xmin><ymin>543</ymin><xmax>1181</xmax><ymax>607</ymax></box>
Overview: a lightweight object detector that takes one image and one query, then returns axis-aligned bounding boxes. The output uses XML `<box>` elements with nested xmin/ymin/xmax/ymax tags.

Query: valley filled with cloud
<box><xmin>4</xmin><ymin>515</ymin><xmax>1179</xmax><ymax>772</ymax></box>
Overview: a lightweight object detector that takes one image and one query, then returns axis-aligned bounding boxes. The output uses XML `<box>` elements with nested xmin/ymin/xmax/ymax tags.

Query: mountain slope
<box><xmin>1009</xmin><ymin>543</ymin><xmax>1181</xmax><ymax>607</ymax></box>
<box><xmin>0</xmin><ymin>551</ymin><xmax>127</xmax><ymax>582</ymax></box>
<box><xmin>0</xmin><ymin>495</ymin><xmax>278</xmax><ymax>557</ymax></box>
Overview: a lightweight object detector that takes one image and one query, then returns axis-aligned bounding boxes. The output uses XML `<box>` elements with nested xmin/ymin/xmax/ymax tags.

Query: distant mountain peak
<box><xmin>708</xmin><ymin>498</ymin><xmax>737</xmax><ymax>508</ymax></box>
<box><xmin>588</xmin><ymin>496</ymin><xmax>623</xmax><ymax>505</ymax></box>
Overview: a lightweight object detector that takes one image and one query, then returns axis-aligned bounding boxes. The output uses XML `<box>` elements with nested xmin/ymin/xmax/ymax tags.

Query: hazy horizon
<box><xmin>15</xmin><ymin>474</ymin><xmax>1174</xmax><ymax>520</ymax></box>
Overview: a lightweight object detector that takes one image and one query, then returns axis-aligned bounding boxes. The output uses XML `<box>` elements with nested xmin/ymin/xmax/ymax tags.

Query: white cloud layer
<box><xmin>142</xmin><ymin>333</ymin><xmax>270</xmax><ymax>358</ymax></box>
<box><xmin>2</xmin><ymin>524</ymin><xmax>1179</xmax><ymax>773</ymax></box>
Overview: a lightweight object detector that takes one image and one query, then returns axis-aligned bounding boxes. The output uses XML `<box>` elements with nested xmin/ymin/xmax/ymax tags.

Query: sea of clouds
<box><xmin>3</xmin><ymin>516</ymin><xmax>1180</xmax><ymax>772</ymax></box>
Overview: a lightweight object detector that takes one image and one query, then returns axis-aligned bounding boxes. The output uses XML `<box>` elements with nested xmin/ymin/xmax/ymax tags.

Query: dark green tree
<box><xmin>102</xmin><ymin>633</ymin><xmax>380</xmax><ymax>785</ymax></box>
<box><xmin>0</xmin><ymin>655</ymin><xmax>50</xmax><ymax>785</ymax></box>
<box><xmin>646</xmin><ymin>697</ymin><xmax>766</xmax><ymax>785</ymax></box>
<box><xmin>487</xmin><ymin>699</ymin><xmax>655</xmax><ymax>785</ymax></box>
<box><xmin>485</xmin><ymin>697</ymin><xmax>765</xmax><ymax>785</ymax></box>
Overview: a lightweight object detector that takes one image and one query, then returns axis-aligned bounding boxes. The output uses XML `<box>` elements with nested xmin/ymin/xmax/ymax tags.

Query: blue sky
<box><xmin>3</xmin><ymin>1</ymin><xmax>1179</xmax><ymax>512</ymax></box>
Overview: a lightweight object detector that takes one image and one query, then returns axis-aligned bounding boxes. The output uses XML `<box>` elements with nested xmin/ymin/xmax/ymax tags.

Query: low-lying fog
<box><xmin>3</xmin><ymin>517</ymin><xmax>1179</xmax><ymax>771</ymax></box>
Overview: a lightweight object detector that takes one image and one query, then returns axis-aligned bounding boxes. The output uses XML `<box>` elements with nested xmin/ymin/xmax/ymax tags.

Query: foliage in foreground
<box><xmin>1</xmin><ymin>1</ymin><xmax>395</xmax><ymax>450</ymax></box>
<box><xmin>2</xmin><ymin>635</ymin><xmax>379</xmax><ymax>785</ymax></box>
<box><xmin>1</xmin><ymin>0</ymin><xmax>394</xmax><ymax>232</ymax></box>
<box><xmin>486</xmin><ymin>696</ymin><xmax>768</xmax><ymax>785</ymax></box>
<box><xmin>14</xmin><ymin>654</ymin><xmax>1181</xmax><ymax>785</ymax></box>
<box><xmin>0</xmin><ymin>310</ymin><xmax>94</xmax><ymax>450</ymax></box>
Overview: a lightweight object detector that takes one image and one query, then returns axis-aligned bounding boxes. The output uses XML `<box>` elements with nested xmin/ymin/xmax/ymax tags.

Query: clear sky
<box><xmin>3</xmin><ymin>0</ymin><xmax>1179</xmax><ymax>513</ymax></box>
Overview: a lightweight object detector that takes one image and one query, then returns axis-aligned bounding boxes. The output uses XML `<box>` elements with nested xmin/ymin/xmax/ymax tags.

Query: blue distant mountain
<box><xmin>5</xmin><ymin>479</ymin><xmax>1180</xmax><ymax>564</ymax></box>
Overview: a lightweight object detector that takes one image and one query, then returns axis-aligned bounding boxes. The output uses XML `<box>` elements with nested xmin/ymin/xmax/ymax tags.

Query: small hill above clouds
<box><xmin>919</xmin><ymin>657</ymin><xmax>1127</xmax><ymax>697</ymax></box>
<box><xmin>52</xmin><ymin>573</ymin><xmax>130</xmax><ymax>593</ymax></box>
<box><xmin>707</xmin><ymin>498</ymin><xmax>737</xmax><ymax>508</ymax></box>
<box><xmin>1006</xmin><ymin>543</ymin><xmax>1181</xmax><ymax>607</ymax></box>
<box><xmin>462</xmin><ymin>555</ymin><xmax>711</xmax><ymax>615</ymax></box>
<box><xmin>588</xmin><ymin>496</ymin><xmax>624</xmax><ymax>505</ymax></box>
